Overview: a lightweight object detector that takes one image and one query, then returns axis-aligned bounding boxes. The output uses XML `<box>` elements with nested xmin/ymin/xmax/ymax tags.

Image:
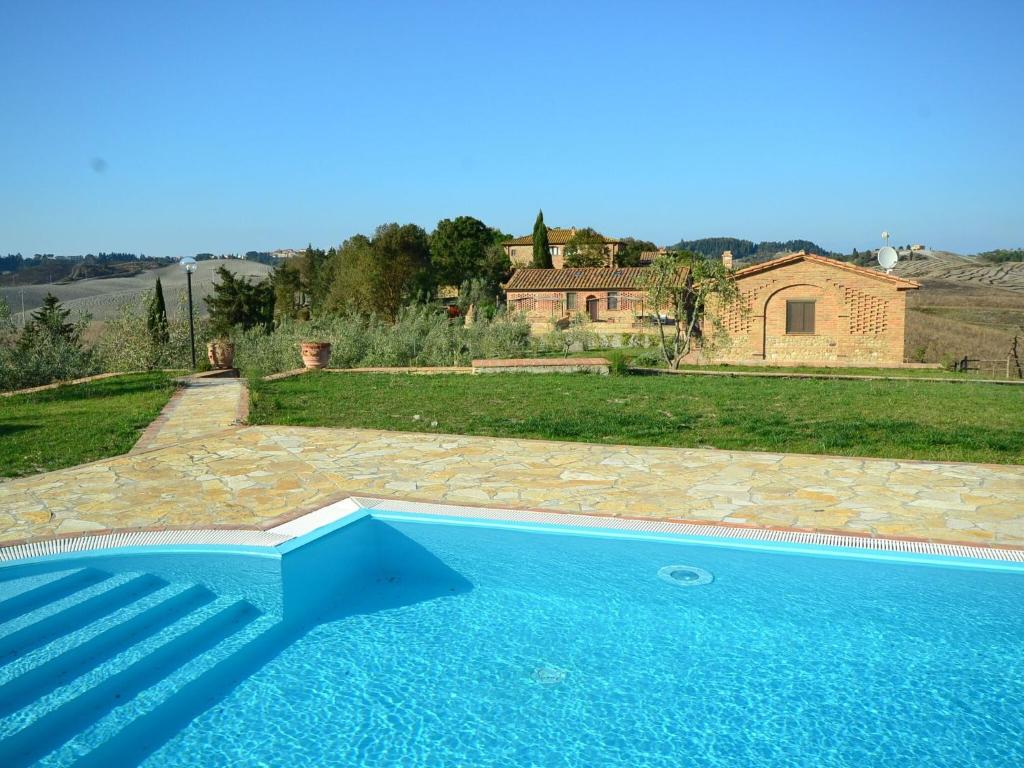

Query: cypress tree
<box><xmin>532</xmin><ymin>209</ymin><xmax>552</xmax><ymax>268</ymax></box>
<box><xmin>147</xmin><ymin>277</ymin><xmax>170</xmax><ymax>345</ymax></box>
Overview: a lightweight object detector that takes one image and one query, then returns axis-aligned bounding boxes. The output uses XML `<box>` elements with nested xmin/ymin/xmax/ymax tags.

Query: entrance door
<box><xmin>586</xmin><ymin>295</ymin><xmax>599</xmax><ymax>321</ymax></box>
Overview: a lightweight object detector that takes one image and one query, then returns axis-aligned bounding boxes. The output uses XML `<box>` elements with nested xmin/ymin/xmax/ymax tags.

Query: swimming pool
<box><xmin>0</xmin><ymin>508</ymin><xmax>1022</xmax><ymax>767</ymax></box>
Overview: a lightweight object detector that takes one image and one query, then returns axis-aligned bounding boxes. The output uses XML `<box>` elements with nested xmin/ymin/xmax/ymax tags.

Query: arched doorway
<box><xmin>586</xmin><ymin>295</ymin><xmax>599</xmax><ymax>321</ymax></box>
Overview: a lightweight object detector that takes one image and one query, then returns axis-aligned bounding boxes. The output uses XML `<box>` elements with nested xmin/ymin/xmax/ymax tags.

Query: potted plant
<box><xmin>207</xmin><ymin>338</ymin><xmax>235</xmax><ymax>369</ymax></box>
<box><xmin>300</xmin><ymin>341</ymin><xmax>332</xmax><ymax>369</ymax></box>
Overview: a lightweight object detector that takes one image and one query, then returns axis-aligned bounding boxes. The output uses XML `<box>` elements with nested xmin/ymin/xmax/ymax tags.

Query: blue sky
<box><xmin>1</xmin><ymin>0</ymin><xmax>1022</xmax><ymax>256</ymax></box>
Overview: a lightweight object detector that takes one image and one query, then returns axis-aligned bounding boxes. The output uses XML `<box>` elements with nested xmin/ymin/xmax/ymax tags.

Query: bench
<box><xmin>471</xmin><ymin>358</ymin><xmax>611</xmax><ymax>375</ymax></box>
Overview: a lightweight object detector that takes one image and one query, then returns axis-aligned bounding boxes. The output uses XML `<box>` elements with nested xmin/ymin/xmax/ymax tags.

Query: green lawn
<box><xmin>541</xmin><ymin>347</ymin><xmax>998</xmax><ymax>379</ymax></box>
<box><xmin>249</xmin><ymin>371</ymin><xmax>1024</xmax><ymax>464</ymax></box>
<box><xmin>0</xmin><ymin>373</ymin><xmax>178</xmax><ymax>478</ymax></box>
<box><xmin>556</xmin><ymin>348</ymin><xmax>990</xmax><ymax>379</ymax></box>
<box><xmin>670</xmin><ymin>362</ymin><xmax>985</xmax><ymax>379</ymax></box>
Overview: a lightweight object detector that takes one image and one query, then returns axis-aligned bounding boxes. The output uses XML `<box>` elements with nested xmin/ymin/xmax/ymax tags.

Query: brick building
<box><xmin>503</xmin><ymin>227</ymin><xmax>622</xmax><ymax>269</ymax></box>
<box><xmin>694</xmin><ymin>252</ymin><xmax>920</xmax><ymax>366</ymax></box>
<box><xmin>504</xmin><ymin>267</ymin><xmax>676</xmax><ymax>332</ymax></box>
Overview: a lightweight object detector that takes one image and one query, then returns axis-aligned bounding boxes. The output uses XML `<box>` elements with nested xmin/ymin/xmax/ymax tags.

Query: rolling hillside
<box><xmin>891</xmin><ymin>249</ymin><xmax>1024</xmax><ymax>367</ymax></box>
<box><xmin>890</xmin><ymin>248</ymin><xmax>1024</xmax><ymax>290</ymax></box>
<box><xmin>0</xmin><ymin>260</ymin><xmax>272</xmax><ymax>324</ymax></box>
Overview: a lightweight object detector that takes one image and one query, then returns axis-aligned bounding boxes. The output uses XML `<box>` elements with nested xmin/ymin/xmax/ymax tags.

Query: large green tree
<box><xmin>430</xmin><ymin>216</ymin><xmax>495</xmax><ymax>286</ymax></box>
<box><xmin>299</xmin><ymin>245</ymin><xmax>333</xmax><ymax>311</ymax></box>
<box><xmin>271</xmin><ymin>260</ymin><xmax>306</xmax><ymax>321</ymax></box>
<box><xmin>326</xmin><ymin>223</ymin><xmax>434</xmax><ymax>320</ymax></box>
<box><xmin>616</xmin><ymin>237</ymin><xmax>658</xmax><ymax>267</ymax></box>
<box><xmin>207</xmin><ymin>267</ymin><xmax>275</xmax><ymax>338</ymax></box>
<box><xmin>146</xmin><ymin>277</ymin><xmax>170</xmax><ymax>345</ymax></box>
<box><xmin>430</xmin><ymin>216</ymin><xmax>512</xmax><ymax>295</ymax></box>
<box><xmin>532</xmin><ymin>210</ymin><xmax>551</xmax><ymax>268</ymax></box>
<box><xmin>563</xmin><ymin>228</ymin><xmax>610</xmax><ymax>267</ymax></box>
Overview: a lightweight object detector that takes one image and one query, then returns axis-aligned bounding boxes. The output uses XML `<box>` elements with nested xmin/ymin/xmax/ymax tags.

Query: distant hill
<box><xmin>889</xmin><ymin>248</ymin><xmax>1024</xmax><ymax>291</ymax></box>
<box><xmin>667</xmin><ymin>237</ymin><xmax>843</xmax><ymax>262</ymax></box>
<box><xmin>0</xmin><ymin>257</ymin><xmax>175</xmax><ymax>287</ymax></box>
<box><xmin>0</xmin><ymin>259</ymin><xmax>273</xmax><ymax>324</ymax></box>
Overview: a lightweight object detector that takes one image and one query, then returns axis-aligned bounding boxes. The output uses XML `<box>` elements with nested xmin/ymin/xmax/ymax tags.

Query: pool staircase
<box><xmin>0</xmin><ymin>566</ymin><xmax>277</xmax><ymax>767</ymax></box>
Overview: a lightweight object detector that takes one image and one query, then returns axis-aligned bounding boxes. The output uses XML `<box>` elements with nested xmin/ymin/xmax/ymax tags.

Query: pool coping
<box><xmin>2</xmin><ymin>495</ymin><xmax>1023</xmax><ymax>565</ymax></box>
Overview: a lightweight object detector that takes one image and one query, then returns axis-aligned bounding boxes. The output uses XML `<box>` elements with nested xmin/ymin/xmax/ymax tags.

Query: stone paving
<box><xmin>131</xmin><ymin>378</ymin><xmax>247</xmax><ymax>453</ymax></box>
<box><xmin>1</xmin><ymin>424</ymin><xmax>1021</xmax><ymax>548</ymax></box>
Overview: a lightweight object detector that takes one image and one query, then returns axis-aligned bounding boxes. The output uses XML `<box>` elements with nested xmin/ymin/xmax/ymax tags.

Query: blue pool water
<box><xmin>0</xmin><ymin>512</ymin><xmax>1022</xmax><ymax>767</ymax></box>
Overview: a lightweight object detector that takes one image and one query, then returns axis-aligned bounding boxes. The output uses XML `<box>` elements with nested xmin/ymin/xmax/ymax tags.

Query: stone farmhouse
<box><xmin>503</xmin><ymin>227</ymin><xmax>622</xmax><ymax>269</ymax></box>
<box><xmin>502</xmin><ymin>247</ymin><xmax>920</xmax><ymax>366</ymax></box>
<box><xmin>691</xmin><ymin>251</ymin><xmax>920</xmax><ymax>366</ymax></box>
<box><xmin>504</xmin><ymin>267</ymin><xmax>668</xmax><ymax>332</ymax></box>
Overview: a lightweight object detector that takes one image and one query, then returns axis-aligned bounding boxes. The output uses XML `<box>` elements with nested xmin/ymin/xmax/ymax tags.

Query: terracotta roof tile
<box><xmin>638</xmin><ymin>250</ymin><xmax>667</xmax><ymax>265</ymax></box>
<box><xmin>733</xmin><ymin>252</ymin><xmax>920</xmax><ymax>289</ymax></box>
<box><xmin>504</xmin><ymin>227</ymin><xmax>621</xmax><ymax>246</ymax></box>
<box><xmin>504</xmin><ymin>267</ymin><xmax>685</xmax><ymax>291</ymax></box>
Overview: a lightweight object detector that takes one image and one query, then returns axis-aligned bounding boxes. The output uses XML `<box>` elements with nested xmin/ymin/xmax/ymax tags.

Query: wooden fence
<box><xmin>952</xmin><ymin>356</ymin><xmax>1023</xmax><ymax>379</ymax></box>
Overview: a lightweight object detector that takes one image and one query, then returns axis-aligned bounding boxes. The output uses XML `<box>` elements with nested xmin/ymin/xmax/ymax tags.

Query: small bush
<box><xmin>0</xmin><ymin>295</ymin><xmax>98</xmax><ymax>391</ymax></box>
<box><xmin>631</xmin><ymin>348</ymin><xmax>665</xmax><ymax>368</ymax></box>
<box><xmin>230</xmin><ymin>305</ymin><xmax>532</xmax><ymax>377</ymax></box>
<box><xmin>607</xmin><ymin>350</ymin><xmax>632</xmax><ymax>375</ymax></box>
<box><xmin>94</xmin><ymin>292</ymin><xmax>208</xmax><ymax>373</ymax></box>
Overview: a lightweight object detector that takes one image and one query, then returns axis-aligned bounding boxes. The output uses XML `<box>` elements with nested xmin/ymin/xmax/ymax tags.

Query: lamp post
<box><xmin>180</xmin><ymin>257</ymin><xmax>198</xmax><ymax>369</ymax></box>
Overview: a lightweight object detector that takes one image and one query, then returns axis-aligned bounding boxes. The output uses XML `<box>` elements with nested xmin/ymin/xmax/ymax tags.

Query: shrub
<box><xmin>631</xmin><ymin>348</ymin><xmax>665</xmax><ymax>368</ymax></box>
<box><xmin>0</xmin><ymin>295</ymin><xmax>98</xmax><ymax>391</ymax></box>
<box><xmin>230</xmin><ymin>305</ymin><xmax>532</xmax><ymax>377</ymax></box>
<box><xmin>93</xmin><ymin>292</ymin><xmax>207</xmax><ymax>373</ymax></box>
<box><xmin>606</xmin><ymin>350</ymin><xmax>632</xmax><ymax>375</ymax></box>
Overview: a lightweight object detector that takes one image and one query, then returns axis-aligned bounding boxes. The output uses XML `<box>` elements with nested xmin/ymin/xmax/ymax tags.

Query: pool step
<box><xmin>0</xmin><ymin>569</ymin><xmax>110</xmax><ymax>625</ymax></box>
<box><xmin>0</xmin><ymin>579</ymin><xmax>193</xmax><ymax>690</ymax></box>
<box><xmin>0</xmin><ymin>587</ymin><xmax>246</xmax><ymax>740</ymax></box>
<box><xmin>72</xmin><ymin>615</ymin><xmax>285</xmax><ymax>767</ymax></box>
<box><xmin>0</xmin><ymin>597</ymin><xmax>262</xmax><ymax>768</ymax></box>
<box><xmin>0</xmin><ymin>573</ymin><xmax>166</xmax><ymax>666</ymax></box>
<box><xmin>0</xmin><ymin>584</ymin><xmax>216</xmax><ymax>719</ymax></box>
<box><xmin>0</xmin><ymin>571</ymin><xmax>147</xmax><ymax>679</ymax></box>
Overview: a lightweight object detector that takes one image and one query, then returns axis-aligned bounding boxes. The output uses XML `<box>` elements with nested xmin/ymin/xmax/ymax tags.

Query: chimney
<box><xmin>721</xmin><ymin>250</ymin><xmax>733</xmax><ymax>269</ymax></box>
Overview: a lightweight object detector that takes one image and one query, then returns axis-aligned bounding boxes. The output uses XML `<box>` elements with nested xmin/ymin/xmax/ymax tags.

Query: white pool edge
<box><xmin>3</xmin><ymin>496</ymin><xmax>1023</xmax><ymax>566</ymax></box>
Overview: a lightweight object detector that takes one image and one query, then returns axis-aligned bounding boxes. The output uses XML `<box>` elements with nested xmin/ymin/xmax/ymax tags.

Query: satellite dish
<box><xmin>877</xmin><ymin>246</ymin><xmax>898</xmax><ymax>272</ymax></box>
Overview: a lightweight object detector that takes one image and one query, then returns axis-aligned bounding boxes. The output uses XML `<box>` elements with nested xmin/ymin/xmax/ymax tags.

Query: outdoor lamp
<box><xmin>180</xmin><ymin>257</ymin><xmax>198</xmax><ymax>369</ymax></box>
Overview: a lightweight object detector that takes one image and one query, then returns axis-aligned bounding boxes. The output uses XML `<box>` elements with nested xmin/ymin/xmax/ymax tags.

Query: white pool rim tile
<box><xmin>3</xmin><ymin>496</ymin><xmax>1021</xmax><ymax>565</ymax></box>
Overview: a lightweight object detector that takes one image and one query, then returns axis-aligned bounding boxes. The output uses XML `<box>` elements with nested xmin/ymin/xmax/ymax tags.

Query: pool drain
<box><xmin>531</xmin><ymin>666</ymin><xmax>567</xmax><ymax>686</ymax></box>
<box><xmin>658</xmin><ymin>565</ymin><xmax>713</xmax><ymax>587</ymax></box>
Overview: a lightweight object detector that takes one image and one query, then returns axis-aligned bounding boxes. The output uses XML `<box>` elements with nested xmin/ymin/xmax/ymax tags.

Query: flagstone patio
<box><xmin>1</xmin><ymin>422</ymin><xmax>1022</xmax><ymax>549</ymax></box>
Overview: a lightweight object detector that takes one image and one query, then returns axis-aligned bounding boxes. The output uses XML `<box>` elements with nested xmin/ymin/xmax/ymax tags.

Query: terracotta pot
<box><xmin>300</xmin><ymin>341</ymin><xmax>332</xmax><ymax>370</ymax></box>
<box><xmin>206</xmin><ymin>340</ymin><xmax>235</xmax><ymax>370</ymax></box>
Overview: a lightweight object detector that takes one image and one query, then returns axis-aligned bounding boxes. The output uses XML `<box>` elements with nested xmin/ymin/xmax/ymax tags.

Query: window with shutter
<box><xmin>786</xmin><ymin>300</ymin><xmax>815</xmax><ymax>334</ymax></box>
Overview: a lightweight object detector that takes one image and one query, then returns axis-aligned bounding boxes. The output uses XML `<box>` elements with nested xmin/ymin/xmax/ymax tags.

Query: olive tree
<box><xmin>640</xmin><ymin>251</ymin><xmax>740</xmax><ymax>369</ymax></box>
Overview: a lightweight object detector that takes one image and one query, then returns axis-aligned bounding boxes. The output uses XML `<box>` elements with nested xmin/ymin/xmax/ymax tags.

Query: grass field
<box><xmin>550</xmin><ymin>349</ymin><xmax>993</xmax><ymax>378</ymax></box>
<box><xmin>0</xmin><ymin>372</ymin><xmax>177</xmax><ymax>478</ymax></box>
<box><xmin>905</xmin><ymin>279</ymin><xmax>1024</xmax><ymax>366</ymax></box>
<box><xmin>671</xmin><ymin>363</ymin><xmax>985</xmax><ymax>378</ymax></box>
<box><xmin>249</xmin><ymin>371</ymin><xmax>1024</xmax><ymax>464</ymax></box>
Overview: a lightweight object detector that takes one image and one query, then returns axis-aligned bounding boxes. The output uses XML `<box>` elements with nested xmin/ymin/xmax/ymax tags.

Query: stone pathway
<box><xmin>131</xmin><ymin>378</ymin><xmax>247</xmax><ymax>453</ymax></box>
<box><xmin>1</xmin><ymin>426</ymin><xmax>1021</xmax><ymax>548</ymax></box>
